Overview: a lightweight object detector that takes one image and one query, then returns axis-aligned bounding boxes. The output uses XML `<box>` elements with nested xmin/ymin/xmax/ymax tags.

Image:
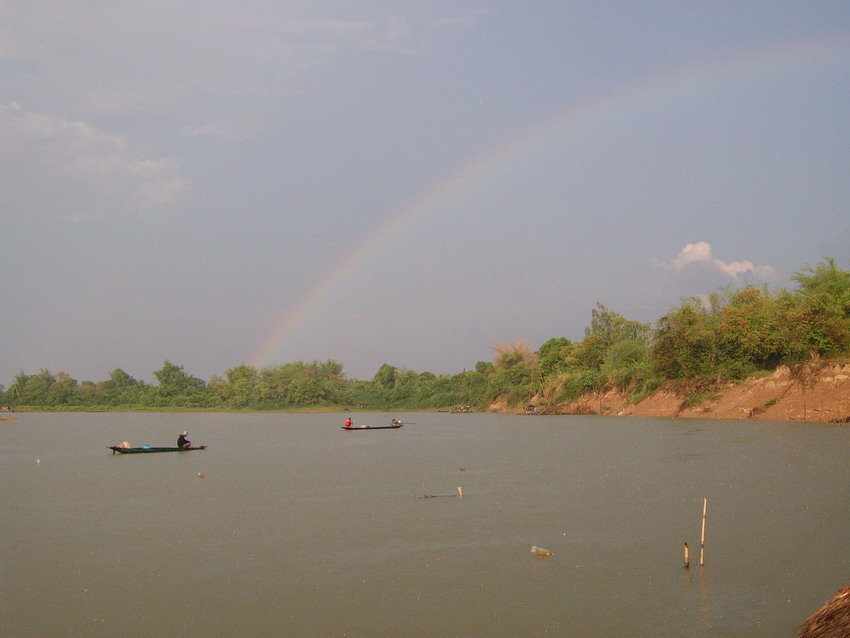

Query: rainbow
<box><xmin>250</xmin><ymin>35</ymin><xmax>850</xmax><ymax>369</ymax></box>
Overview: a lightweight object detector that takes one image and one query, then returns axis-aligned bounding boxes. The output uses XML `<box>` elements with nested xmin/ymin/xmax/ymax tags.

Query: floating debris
<box><xmin>531</xmin><ymin>546</ymin><xmax>552</xmax><ymax>557</ymax></box>
<box><xmin>419</xmin><ymin>486</ymin><xmax>464</xmax><ymax>499</ymax></box>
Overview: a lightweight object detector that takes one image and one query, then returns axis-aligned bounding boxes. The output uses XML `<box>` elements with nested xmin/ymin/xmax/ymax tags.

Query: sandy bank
<box><xmin>496</xmin><ymin>361</ymin><xmax>850</xmax><ymax>423</ymax></box>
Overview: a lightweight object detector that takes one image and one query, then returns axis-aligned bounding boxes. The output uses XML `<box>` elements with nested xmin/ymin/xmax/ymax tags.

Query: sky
<box><xmin>1</xmin><ymin>1</ymin><xmax>849</xmax><ymax>386</ymax></box>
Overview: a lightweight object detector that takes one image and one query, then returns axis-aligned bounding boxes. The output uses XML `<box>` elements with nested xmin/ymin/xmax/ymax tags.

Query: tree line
<box><xmin>3</xmin><ymin>258</ymin><xmax>848</xmax><ymax>412</ymax></box>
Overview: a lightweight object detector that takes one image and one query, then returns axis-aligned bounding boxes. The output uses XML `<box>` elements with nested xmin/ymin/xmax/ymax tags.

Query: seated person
<box><xmin>177</xmin><ymin>431</ymin><xmax>192</xmax><ymax>449</ymax></box>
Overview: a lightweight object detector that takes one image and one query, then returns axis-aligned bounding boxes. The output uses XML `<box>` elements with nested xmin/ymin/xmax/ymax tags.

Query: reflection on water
<box><xmin>2</xmin><ymin>412</ymin><xmax>848</xmax><ymax>637</ymax></box>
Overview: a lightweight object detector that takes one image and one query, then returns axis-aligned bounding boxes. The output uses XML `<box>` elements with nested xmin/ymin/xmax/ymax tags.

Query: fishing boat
<box><xmin>341</xmin><ymin>423</ymin><xmax>404</xmax><ymax>430</ymax></box>
<box><xmin>109</xmin><ymin>445</ymin><xmax>207</xmax><ymax>454</ymax></box>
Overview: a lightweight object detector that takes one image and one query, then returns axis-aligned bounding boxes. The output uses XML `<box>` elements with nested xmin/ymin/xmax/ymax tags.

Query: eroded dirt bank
<box><xmin>497</xmin><ymin>361</ymin><xmax>850</xmax><ymax>423</ymax></box>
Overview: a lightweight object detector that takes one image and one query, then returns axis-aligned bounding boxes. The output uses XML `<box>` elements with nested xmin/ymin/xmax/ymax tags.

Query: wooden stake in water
<box><xmin>699</xmin><ymin>498</ymin><xmax>707</xmax><ymax>567</ymax></box>
<box><xmin>683</xmin><ymin>542</ymin><xmax>690</xmax><ymax>568</ymax></box>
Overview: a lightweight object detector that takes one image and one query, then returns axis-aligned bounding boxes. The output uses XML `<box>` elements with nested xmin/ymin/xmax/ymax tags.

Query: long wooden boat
<box><xmin>109</xmin><ymin>445</ymin><xmax>207</xmax><ymax>454</ymax></box>
<box><xmin>341</xmin><ymin>424</ymin><xmax>404</xmax><ymax>430</ymax></box>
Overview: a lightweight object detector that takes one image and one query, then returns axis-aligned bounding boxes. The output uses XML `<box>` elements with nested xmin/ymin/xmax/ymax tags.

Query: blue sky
<box><xmin>1</xmin><ymin>1</ymin><xmax>849</xmax><ymax>386</ymax></box>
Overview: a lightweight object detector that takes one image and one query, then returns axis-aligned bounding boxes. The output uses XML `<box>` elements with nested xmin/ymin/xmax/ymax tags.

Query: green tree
<box><xmin>602</xmin><ymin>338</ymin><xmax>653</xmax><ymax>388</ymax></box>
<box><xmin>570</xmin><ymin>304</ymin><xmax>650</xmax><ymax>370</ymax></box>
<box><xmin>715</xmin><ymin>286</ymin><xmax>786</xmax><ymax>373</ymax></box>
<box><xmin>372</xmin><ymin>364</ymin><xmax>398</xmax><ymax>389</ymax></box>
<box><xmin>256</xmin><ymin>359</ymin><xmax>350</xmax><ymax>407</ymax></box>
<box><xmin>222</xmin><ymin>364</ymin><xmax>258</xmax><ymax>408</ymax></box>
<box><xmin>17</xmin><ymin>370</ymin><xmax>55</xmax><ymax>405</ymax></box>
<box><xmin>651</xmin><ymin>299</ymin><xmax>717</xmax><ymax>379</ymax></box>
<box><xmin>488</xmin><ymin>360</ymin><xmax>535</xmax><ymax>404</ymax></box>
<box><xmin>110</xmin><ymin>368</ymin><xmax>138</xmax><ymax>388</ymax></box>
<box><xmin>49</xmin><ymin>371</ymin><xmax>79</xmax><ymax>405</ymax></box>
<box><xmin>152</xmin><ymin>361</ymin><xmax>206</xmax><ymax>404</ymax></box>
<box><xmin>793</xmin><ymin>257</ymin><xmax>850</xmax><ymax>302</ymax></box>
<box><xmin>475</xmin><ymin>360</ymin><xmax>494</xmax><ymax>375</ymax></box>
<box><xmin>536</xmin><ymin>338</ymin><xmax>572</xmax><ymax>380</ymax></box>
<box><xmin>782</xmin><ymin>289</ymin><xmax>850</xmax><ymax>358</ymax></box>
<box><xmin>487</xmin><ymin>342</ymin><xmax>537</xmax><ymax>405</ymax></box>
<box><xmin>786</xmin><ymin>258</ymin><xmax>850</xmax><ymax>358</ymax></box>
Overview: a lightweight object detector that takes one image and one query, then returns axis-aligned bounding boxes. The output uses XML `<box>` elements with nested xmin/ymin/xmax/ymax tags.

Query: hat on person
<box><xmin>181</xmin><ymin>431</ymin><xmax>188</xmax><ymax>436</ymax></box>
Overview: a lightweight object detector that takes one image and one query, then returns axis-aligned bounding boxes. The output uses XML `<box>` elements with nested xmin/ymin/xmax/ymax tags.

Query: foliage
<box><xmin>152</xmin><ymin>361</ymin><xmax>207</xmax><ymax>406</ymax></box>
<box><xmin>372</xmin><ymin>364</ymin><xmax>398</xmax><ymax>389</ymax></box>
<box><xmin>650</xmin><ymin>259</ymin><xmax>850</xmax><ymax>380</ymax></box>
<box><xmin>3</xmin><ymin>257</ymin><xmax>848</xmax><ymax>413</ymax></box>
<box><xmin>651</xmin><ymin>299</ymin><xmax>717</xmax><ymax>379</ymax></box>
<box><xmin>537</xmin><ymin>338</ymin><xmax>572</xmax><ymax>378</ymax></box>
<box><xmin>792</xmin><ymin>257</ymin><xmax>850</xmax><ymax>301</ymax></box>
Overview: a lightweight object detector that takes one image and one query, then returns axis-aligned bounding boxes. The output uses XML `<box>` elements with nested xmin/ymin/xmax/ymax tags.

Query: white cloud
<box><xmin>2</xmin><ymin>101</ymin><xmax>125</xmax><ymax>149</ymax></box>
<box><xmin>0</xmin><ymin>102</ymin><xmax>189</xmax><ymax>219</ymax></box>
<box><xmin>669</xmin><ymin>241</ymin><xmax>712</xmax><ymax>269</ymax></box>
<box><xmin>655</xmin><ymin>241</ymin><xmax>779</xmax><ymax>281</ymax></box>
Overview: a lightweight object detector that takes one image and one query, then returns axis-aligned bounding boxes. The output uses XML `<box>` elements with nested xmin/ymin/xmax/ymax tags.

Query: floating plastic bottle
<box><xmin>530</xmin><ymin>545</ymin><xmax>552</xmax><ymax>557</ymax></box>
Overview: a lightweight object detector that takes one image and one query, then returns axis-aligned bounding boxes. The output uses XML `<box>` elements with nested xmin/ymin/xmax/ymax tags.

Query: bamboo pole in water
<box><xmin>699</xmin><ymin>498</ymin><xmax>707</xmax><ymax>566</ymax></box>
<box><xmin>683</xmin><ymin>542</ymin><xmax>690</xmax><ymax>568</ymax></box>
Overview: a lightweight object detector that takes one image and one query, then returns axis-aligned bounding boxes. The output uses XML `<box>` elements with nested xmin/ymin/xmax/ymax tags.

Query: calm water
<box><xmin>1</xmin><ymin>412</ymin><xmax>848</xmax><ymax>637</ymax></box>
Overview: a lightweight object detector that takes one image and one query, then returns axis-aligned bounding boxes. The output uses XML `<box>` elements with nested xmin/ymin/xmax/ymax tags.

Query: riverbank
<box><xmin>501</xmin><ymin>360</ymin><xmax>850</xmax><ymax>423</ymax></box>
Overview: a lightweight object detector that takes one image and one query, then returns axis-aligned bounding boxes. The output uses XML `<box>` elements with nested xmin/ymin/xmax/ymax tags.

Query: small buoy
<box><xmin>459</xmin><ymin>467</ymin><xmax>466</xmax><ymax>471</ymax></box>
<box><xmin>531</xmin><ymin>545</ymin><xmax>552</xmax><ymax>557</ymax></box>
<box><xmin>197</xmin><ymin>472</ymin><xmax>205</xmax><ymax>479</ymax></box>
<box><xmin>36</xmin><ymin>458</ymin><xmax>41</xmax><ymax>464</ymax></box>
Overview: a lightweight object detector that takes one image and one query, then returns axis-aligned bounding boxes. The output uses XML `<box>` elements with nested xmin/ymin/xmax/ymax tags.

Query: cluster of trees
<box><xmin>3</xmin><ymin>258</ymin><xmax>848</xmax><ymax>412</ymax></box>
<box><xmin>2</xmin><ymin>360</ymin><xmax>353</xmax><ymax>411</ymax></box>
<box><xmin>518</xmin><ymin>257</ymin><xmax>849</xmax><ymax>406</ymax></box>
<box><xmin>532</xmin><ymin>257</ymin><xmax>849</xmax><ymax>405</ymax></box>
<box><xmin>1</xmin><ymin>359</ymin><xmax>486</xmax><ymax>411</ymax></box>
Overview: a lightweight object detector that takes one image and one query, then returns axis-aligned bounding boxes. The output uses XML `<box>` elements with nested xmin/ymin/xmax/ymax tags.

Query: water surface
<box><xmin>2</xmin><ymin>412</ymin><xmax>848</xmax><ymax>637</ymax></box>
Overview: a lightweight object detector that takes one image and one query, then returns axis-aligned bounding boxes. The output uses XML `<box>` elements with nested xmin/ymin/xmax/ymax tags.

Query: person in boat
<box><xmin>177</xmin><ymin>431</ymin><xmax>192</xmax><ymax>449</ymax></box>
<box><xmin>344</xmin><ymin>418</ymin><xmax>353</xmax><ymax>428</ymax></box>
<box><xmin>391</xmin><ymin>418</ymin><xmax>403</xmax><ymax>426</ymax></box>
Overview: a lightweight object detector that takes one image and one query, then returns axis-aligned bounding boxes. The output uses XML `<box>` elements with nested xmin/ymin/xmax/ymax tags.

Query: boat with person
<box><xmin>109</xmin><ymin>445</ymin><xmax>207</xmax><ymax>454</ymax></box>
<box><xmin>342</xmin><ymin>418</ymin><xmax>406</xmax><ymax>430</ymax></box>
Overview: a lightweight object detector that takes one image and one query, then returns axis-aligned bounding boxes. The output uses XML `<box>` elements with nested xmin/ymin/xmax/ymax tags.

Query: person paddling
<box><xmin>344</xmin><ymin>418</ymin><xmax>353</xmax><ymax>428</ymax></box>
<box><xmin>177</xmin><ymin>431</ymin><xmax>192</xmax><ymax>449</ymax></box>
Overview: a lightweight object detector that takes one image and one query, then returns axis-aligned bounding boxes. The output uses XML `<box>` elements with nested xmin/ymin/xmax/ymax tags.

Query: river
<box><xmin>1</xmin><ymin>412</ymin><xmax>848</xmax><ymax>637</ymax></box>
